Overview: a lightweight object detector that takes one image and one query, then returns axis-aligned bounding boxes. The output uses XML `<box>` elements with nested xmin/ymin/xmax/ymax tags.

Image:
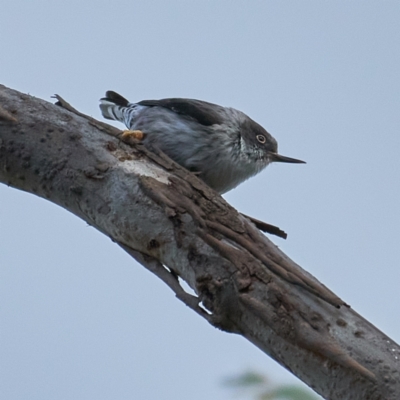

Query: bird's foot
<box><xmin>121</xmin><ymin>129</ymin><xmax>145</xmax><ymax>142</ymax></box>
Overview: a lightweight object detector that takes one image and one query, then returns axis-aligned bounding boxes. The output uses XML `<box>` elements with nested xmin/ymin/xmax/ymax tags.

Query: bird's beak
<box><xmin>268</xmin><ymin>152</ymin><xmax>306</xmax><ymax>164</ymax></box>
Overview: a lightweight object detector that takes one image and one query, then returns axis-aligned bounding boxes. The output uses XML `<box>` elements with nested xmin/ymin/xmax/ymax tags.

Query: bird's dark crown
<box><xmin>240</xmin><ymin>116</ymin><xmax>278</xmax><ymax>153</ymax></box>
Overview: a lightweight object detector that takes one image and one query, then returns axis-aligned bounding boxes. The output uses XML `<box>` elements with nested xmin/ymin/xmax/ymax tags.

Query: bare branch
<box><xmin>1</xmin><ymin>84</ymin><xmax>399</xmax><ymax>399</ymax></box>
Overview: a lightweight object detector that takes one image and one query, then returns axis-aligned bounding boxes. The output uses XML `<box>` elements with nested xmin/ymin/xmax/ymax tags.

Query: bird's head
<box><xmin>240</xmin><ymin>116</ymin><xmax>305</xmax><ymax>165</ymax></box>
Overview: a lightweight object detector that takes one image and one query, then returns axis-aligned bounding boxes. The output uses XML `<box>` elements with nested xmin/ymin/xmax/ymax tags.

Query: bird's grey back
<box><xmin>99</xmin><ymin>93</ymin><xmax>275</xmax><ymax>193</ymax></box>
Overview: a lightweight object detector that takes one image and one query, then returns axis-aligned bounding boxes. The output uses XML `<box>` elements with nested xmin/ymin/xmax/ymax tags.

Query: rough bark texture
<box><xmin>1</xmin><ymin>84</ymin><xmax>399</xmax><ymax>400</ymax></box>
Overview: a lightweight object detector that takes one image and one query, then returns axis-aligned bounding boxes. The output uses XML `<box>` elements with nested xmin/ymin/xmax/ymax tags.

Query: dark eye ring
<box><xmin>256</xmin><ymin>135</ymin><xmax>266</xmax><ymax>144</ymax></box>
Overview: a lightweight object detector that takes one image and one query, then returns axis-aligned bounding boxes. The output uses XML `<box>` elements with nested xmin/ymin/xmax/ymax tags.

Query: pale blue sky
<box><xmin>1</xmin><ymin>2</ymin><xmax>399</xmax><ymax>399</ymax></box>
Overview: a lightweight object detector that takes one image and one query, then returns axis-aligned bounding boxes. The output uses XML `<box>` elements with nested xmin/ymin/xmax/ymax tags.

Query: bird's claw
<box><xmin>121</xmin><ymin>129</ymin><xmax>145</xmax><ymax>141</ymax></box>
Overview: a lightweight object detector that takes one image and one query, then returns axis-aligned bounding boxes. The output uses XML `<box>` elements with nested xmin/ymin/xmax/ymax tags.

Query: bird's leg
<box><xmin>54</xmin><ymin>95</ymin><xmax>143</xmax><ymax>146</ymax></box>
<box><xmin>121</xmin><ymin>130</ymin><xmax>145</xmax><ymax>141</ymax></box>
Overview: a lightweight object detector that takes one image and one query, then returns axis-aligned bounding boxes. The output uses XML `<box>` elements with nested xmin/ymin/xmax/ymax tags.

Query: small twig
<box><xmin>52</xmin><ymin>94</ymin><xmax>85</xmax><ymax>117</ymax></box>
<box><xmin>241</xmin><ymin>213</ymin><xmax>287</xmax><ymax>239</ymax></box>
<box><xmin>118</xmin><ymin>243</ymin><xmax>212</xmax><ymax>321</ymax></box>
<box><xmin>53</xmin><ymin>94</ymin><xmax>121</xmax><ymax>136</ymax></box>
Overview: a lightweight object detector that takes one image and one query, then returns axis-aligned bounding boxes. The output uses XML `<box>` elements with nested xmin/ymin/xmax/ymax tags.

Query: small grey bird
<box><xmin>100</xmin><ymin>91</ymin><xmax>305</xmax><ymax>194</ymax></box>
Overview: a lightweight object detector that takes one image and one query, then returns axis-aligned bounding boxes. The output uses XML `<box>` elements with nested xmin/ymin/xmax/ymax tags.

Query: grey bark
<box><xmin>0</xmin><ymin>84</ymin><xmax>399</xmax><ymax>400</ymax></box>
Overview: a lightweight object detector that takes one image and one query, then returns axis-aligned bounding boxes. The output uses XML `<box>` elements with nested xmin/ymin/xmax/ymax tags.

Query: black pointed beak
<box><xmin>268</xmin><ymin>152</ymin><xmax>306</xmax><ymax>164</ymax></box>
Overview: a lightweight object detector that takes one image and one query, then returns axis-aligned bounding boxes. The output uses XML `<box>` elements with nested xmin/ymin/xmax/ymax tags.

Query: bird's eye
<box><xmin>256</xmin><ymin>135</ymin><xmax>266</xmax><ymax>144</ymax></box>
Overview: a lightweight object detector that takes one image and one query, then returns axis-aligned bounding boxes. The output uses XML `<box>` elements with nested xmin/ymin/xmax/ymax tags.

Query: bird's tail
<box><xmin>99</xmin><ymin>91</ymin><xmax>130</xmax><ymax>122</ymax></box>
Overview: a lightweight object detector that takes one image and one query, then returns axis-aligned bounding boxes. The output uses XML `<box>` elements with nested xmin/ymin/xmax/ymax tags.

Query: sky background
<box><xmin>1</xmin><ymin>1</ymin><xmax>399</xmax><ymax>399</ymax></box>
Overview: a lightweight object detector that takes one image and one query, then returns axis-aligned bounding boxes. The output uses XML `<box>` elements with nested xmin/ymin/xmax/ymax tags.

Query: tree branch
<box><xmin>1</xmin><ymin>84</ymin><xmax>399</xmax><ymax>399</ymax></box>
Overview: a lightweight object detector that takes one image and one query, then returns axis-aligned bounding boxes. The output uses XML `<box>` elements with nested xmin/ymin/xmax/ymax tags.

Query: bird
<box><xmin>99</xmin><ymin>91</ymin><xmax>305</xmax><ymax>194</ymax></box>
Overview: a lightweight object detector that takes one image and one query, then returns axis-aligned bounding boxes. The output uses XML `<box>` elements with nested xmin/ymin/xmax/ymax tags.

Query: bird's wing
<box><xmin>137</xmin><ymin>98</ymin><xmax>225</xmax><ymax>126</ymax></box>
